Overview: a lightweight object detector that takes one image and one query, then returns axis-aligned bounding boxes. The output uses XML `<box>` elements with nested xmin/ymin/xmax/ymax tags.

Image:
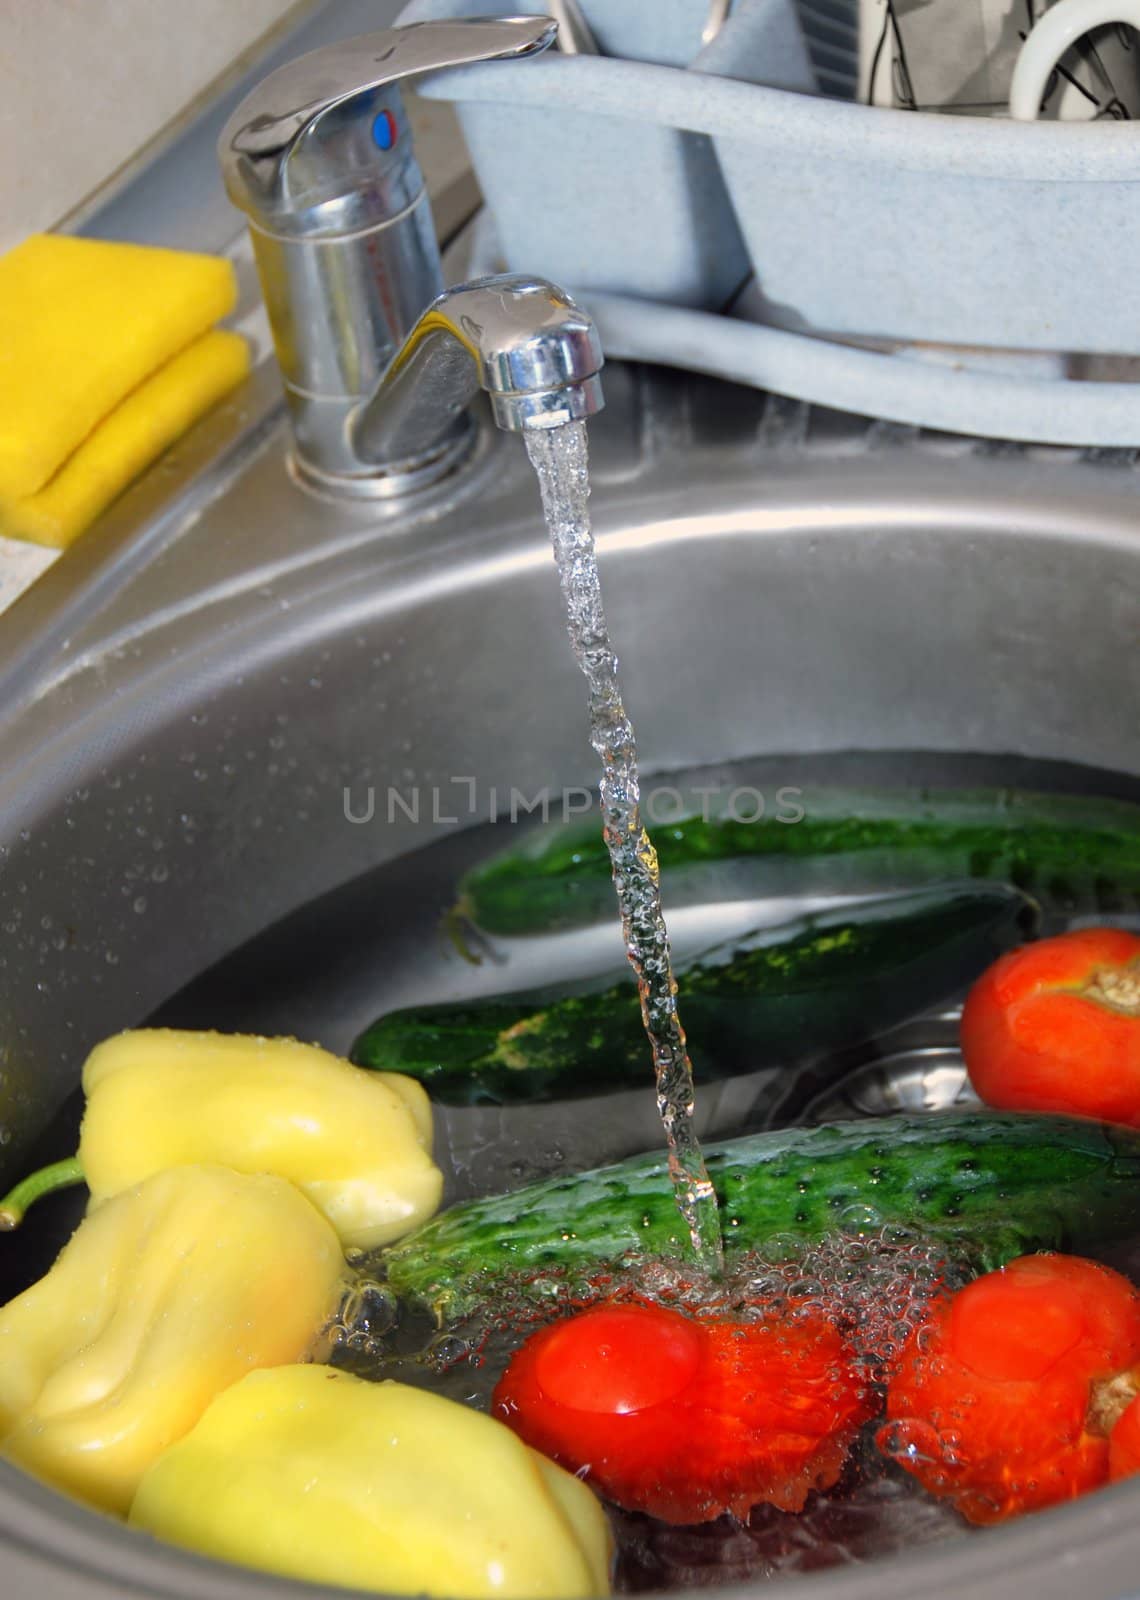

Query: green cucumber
<box><xmin>354</xmin><ymin>885</ymin><xmax>1036</xmax><ymax>1105</ymax></box>
<box><xmin>454</xmin><ymin>785</ymin><xmax>1140</xmax><ymax>937</ymax></box>
<box><xmin>381</xmin><ymin>1112</ymin><xmax>1140</xmax><ymax>1323</ymax></box>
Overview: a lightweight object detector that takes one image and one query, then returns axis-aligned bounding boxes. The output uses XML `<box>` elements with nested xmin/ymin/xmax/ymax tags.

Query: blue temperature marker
<box><xmin>371</xmin><ymin>109</ymin><xmax>397</xmax><ymax>151</ymax></box>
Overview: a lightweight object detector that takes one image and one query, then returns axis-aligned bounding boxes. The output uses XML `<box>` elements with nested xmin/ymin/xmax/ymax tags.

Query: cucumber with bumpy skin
<box><xmin>354</xmin><ymin>885</ymin><xmax>1037</xmax><ymax>1104</ymax></box>
<box><xmin>453</xmin><ymin>785</ymin><xmax>1140</xmax><ymax>937</ymax></box>
<box><xmin>381</xmin><ymin>1113</ymin><xmax>1140</xmax><ymax>1323</ymax></box>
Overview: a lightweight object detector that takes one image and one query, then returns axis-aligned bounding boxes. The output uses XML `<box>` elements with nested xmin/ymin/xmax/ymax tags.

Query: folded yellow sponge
<box><xmin>0</xmin><ymin>331</ymin><xmax>250</xmax><ymax>549</ymax></box>
<box><xmin>0</xmin><ymin>234</ymin><xmax>239</xmax><ymax>503</ymax></box>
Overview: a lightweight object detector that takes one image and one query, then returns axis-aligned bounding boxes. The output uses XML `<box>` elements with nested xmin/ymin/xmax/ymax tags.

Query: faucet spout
<box><xmin>350</xmin><ymin>274</ymin><xmax>605</xmax><ymax>474</ymax></box>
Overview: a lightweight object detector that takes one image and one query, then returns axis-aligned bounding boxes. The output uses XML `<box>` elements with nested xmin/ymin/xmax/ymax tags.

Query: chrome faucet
<box><xmin>218</xmin><ymin>18</ymin><xmax>604</xmax><ymax>497</ymax></box>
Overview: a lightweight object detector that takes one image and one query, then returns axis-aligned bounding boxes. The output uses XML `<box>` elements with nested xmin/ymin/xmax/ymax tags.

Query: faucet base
<box><xmin>287</xmin><ymin>413</ymin><xmax>476</xmax><ymax>503</ymax></box>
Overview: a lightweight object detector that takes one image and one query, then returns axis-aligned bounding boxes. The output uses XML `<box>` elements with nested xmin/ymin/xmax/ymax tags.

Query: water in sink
<box><xmin>127</xmin><ymin>745</ymin><xmax>1140</xmax><ymax>1587</ymax></box>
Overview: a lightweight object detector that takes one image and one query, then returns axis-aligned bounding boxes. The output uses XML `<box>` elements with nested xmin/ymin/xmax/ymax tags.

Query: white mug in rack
<box><xmin>862</xmin><ymin>0</ymin><xmax>1140</xmax><ymax>117</ymax></box>
<box><xmin>1010</xmin><ymin>0</ymin><xmax>1140</xmax><ymax>115</ymax></box>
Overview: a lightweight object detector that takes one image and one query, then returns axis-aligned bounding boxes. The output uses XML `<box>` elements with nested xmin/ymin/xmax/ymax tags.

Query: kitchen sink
<box><xmin>3</xmin><ymin>0</ymin><xmax>1140</xmax><ymax>1586</ymax></box>
<box><xmin>1</xmin><ymin>345</ymin><xmax>1139</xmax><ymax>1599</ymax></box>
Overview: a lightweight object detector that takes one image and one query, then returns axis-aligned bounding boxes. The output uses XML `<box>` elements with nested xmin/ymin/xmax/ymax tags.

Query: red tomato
<box><xmin>529</xmin><ymin>1304</ymin><xmax>703</xmax><ymax>1415</ymax></box>
<box><xmin>493</xmin><ymin>1300</ymin><xmax>873</xmax><ymax>1524</ymax></box>
<box><xmin>879</xmin><ymin>1254</ymin><xmax>1140</xmax><ymax>1524</ymax></box>
<box><xmin>961</xmin><ymin>928</ymin><xmax>1140</xmax><ymax>1126</ymax></box>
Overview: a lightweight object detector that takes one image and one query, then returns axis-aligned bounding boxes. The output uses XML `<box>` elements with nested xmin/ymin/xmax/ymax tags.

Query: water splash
<box><xmin>525</xmin><ymin>421</ymin><xmax>723</xmax><ymax>1273</ymax></box>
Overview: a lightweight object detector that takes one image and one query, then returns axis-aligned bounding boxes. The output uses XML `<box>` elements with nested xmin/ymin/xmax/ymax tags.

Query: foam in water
<box><xmin>524</xmin><ymin>420</ymin><xmax>722</xmax><ymax>1273</ymax></box>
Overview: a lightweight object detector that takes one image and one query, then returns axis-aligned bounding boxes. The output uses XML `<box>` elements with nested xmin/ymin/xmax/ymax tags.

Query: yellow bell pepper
<box><xmin>130</xmin><ymin>1365</ymin><xmax>612</xmax><ymax>1598</ymax></box>
<box><xmin>0</xmin><ymin>1164</ymin><xmax>345</xmax><ymax>1515</ymax></box>
<box><xmin>0</xmin><ymin>1029</ymin><xmax>443</xmax><ymax>1252</ymax></box>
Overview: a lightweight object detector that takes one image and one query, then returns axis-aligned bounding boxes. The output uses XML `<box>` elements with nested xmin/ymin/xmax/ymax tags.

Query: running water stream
<box><xmin>525</xmin><ymin>420</ymin><xmax>724</xmax><ymax>1274</ymax></box>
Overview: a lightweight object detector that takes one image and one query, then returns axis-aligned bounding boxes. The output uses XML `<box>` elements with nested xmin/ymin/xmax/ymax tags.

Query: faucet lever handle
<box><xmin>220</xmin><ymin>17</ymin><xmax>555</xmax><ymax>226</ymax></box>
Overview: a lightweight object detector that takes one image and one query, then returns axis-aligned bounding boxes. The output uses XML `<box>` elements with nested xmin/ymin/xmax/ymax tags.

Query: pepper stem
<box><xmin>0</xmin><ymin>1157</ymin><xmax>85</xmax><ymax>1230</ymax></box>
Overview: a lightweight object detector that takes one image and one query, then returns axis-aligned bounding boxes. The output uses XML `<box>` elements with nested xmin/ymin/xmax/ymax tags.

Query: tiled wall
<box><xmin>0</xmin><ymin>0</ymin><xmax>304</xmax><ymax>253</ymax></box>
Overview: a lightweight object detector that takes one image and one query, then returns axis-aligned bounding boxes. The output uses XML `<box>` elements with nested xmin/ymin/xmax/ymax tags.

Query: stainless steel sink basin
<box><xmin>1</xmin><ymin>346</ymin><xmax>1139</xmax><ymax>1600</ymax></box>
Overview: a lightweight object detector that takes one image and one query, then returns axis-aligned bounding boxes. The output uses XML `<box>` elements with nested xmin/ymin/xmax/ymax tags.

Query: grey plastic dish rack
<box><xmin>400</xmin><ymin>0</ymin><xmax>1140</xmax><ymax>446</ymax></box>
